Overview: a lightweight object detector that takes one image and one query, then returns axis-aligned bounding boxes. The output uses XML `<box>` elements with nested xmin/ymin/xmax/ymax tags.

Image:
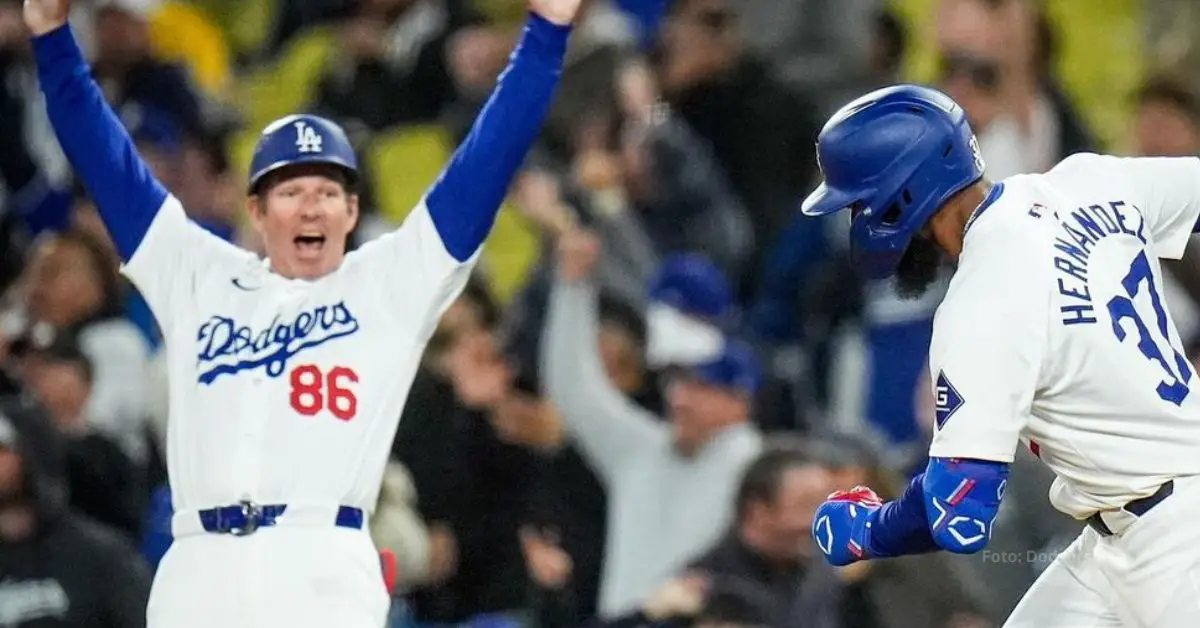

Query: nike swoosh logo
<box><xmin>231</xmin><ymin>278</ymin><xmax>259</xmax><ymax>291</ymax></box>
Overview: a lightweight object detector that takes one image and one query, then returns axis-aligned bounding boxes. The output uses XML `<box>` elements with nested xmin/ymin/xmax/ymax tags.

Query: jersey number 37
<box><xmin>1108</xmin><ymin>251</ymin><xmax>1192</xmax><ymax>405</ymax></box>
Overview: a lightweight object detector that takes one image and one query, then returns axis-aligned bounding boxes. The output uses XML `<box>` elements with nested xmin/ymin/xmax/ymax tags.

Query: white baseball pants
<box><xmin>146</xmin><ymin>525</ymin><xmax>390</xmax><ymax>628</ymax></box>
<box><xmin>1003</xmin><ymin>476</ymin><xmax>1200</xmax><ymax>628</ymax></box>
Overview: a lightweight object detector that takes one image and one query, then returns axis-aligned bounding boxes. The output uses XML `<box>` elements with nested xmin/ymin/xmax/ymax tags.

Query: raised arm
<box><xmin>27</xmin><ymin>0</ymin><xmax>167</xmax><ymax>262</ymax></box>
<box><xmin>541</xmin><ymin>230</ymin><xmax>666</xmax><ymax>479</ymax></box>
<box><xmin>424</xmin><ymin>8</ymin><xmax>574</xmax><ymax>262</ymax></box>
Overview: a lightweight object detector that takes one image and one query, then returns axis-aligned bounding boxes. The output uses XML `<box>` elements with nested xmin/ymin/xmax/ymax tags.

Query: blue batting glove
<box><xmin>811</xmin><ymin>485</ymin><xmax>882</xmax><ymax>567</ymax></box>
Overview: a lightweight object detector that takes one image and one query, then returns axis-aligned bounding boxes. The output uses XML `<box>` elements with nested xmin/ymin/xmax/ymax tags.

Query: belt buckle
<box><xmin>230</xmin><ymin>500</ymin><xmax>262</xmax><ymax>536</ymax></box>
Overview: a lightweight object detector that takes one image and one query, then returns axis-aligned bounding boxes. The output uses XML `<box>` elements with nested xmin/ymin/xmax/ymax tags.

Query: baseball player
<box><xmin>22</xmin><ymin>0</ymin><xmax>581</xmax><ymax>625</ymax></box>
<box><xmin>804</xmin><ymin>84</ymin><xmax>1200</xmax><ymax>628</ymax></box>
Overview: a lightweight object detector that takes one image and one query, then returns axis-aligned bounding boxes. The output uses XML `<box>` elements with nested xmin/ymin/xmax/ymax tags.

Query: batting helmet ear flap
<box><xmin>247</xmin><ymin>114</ymin><xmax>359</xmax><ymax>194</ymax></box>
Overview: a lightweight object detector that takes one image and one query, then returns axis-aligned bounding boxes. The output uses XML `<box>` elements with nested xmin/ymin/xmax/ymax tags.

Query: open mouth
<box><xmin>294</xmin><ymin>234</ymin><xmax>327</xmax><ymax>256</ymax></box>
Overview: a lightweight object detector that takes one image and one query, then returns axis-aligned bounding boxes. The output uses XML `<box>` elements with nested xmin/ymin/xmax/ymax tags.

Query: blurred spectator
<box><xmin>689</xmin><ymin>579</ymin><xmax>778</xmax><ymax>628</ymax></box>
<box><xmin>644</xmin><ymin>252</ymin><xmax>732</xmax><ymax>370</ymax></box>
<box><xmin>175</xmin><ymin>125</ymin><xmax>240</xmax><ymax>242</ymax></box>
<box><xmin>19</xmin><ymin>337</ymin><xmax>145</xmax><ymax>540</ymax></box>
<box><xmin>1132</xmin><ymin>74</ymin><xmax>1200</xmax><ymax>158</ymax></box>
<box><xmin>542</xmin><ymin>228</ymin><xmax>762</xmax><ymax>619</ymax></box>
<box><xmin>600</xmin><ymin>573</ymin><xmax>778</xmax><ymax>628</ymax></box>
<box><xmin>313</xmin><ymin>0</ymin><xmax>461</xmax><ymax>133</ymax></box>
<box><xmin>0</xmin><ymin>396</ymin><xmax>151</xmax><ymax>627</ymax></box>
<box><xmin>1030</xmin><ymin>9</ymin><xmax>1098</xmax><ymax>159</ymax></box>
<box><xmin>644</xmin><ymin>253</ymin><xmax>804</xmax><ymax>434</ymax></box>
<box><xmin>534</xmin><ymin>58</ymin><xmax>753</xmax><ymax>283</ymax></box>
<box><xmin>510</xmin><ymin>164</ymin><xmax>659</xmax><ymax>313</ymax></box>
<box><xmin>936</xmin><ymin>0</ymin><xmax>1095</xmax><ymax>179</ymax></box>
<box><xmin>613</xmin><ymin>59</ymin><xmax>753</xmax><ymax>282</ymax></box>
<box><xmin>653</xmin><ymin>0</ymin><xmax>821</xmax><ymax>293</ymax></box>
<box><xmin>523</xmin><ymin>293</ymin><xmax>660</xmax><ymax>627</ymax></box>
<box><xmin>394</xmin><ymin>278</ymin><xmax>544</xmax><ymax>624</ymax></box>
<box><xmin>1</xmin><ymin>229</ymin><xmax>153</xmax><ymax>464</ymax></box>
<box><xmin>737</xmin><ymin>0</ymin><xmax>879</xmax><ymax>114</ymax></box>
<box><xmin>90</xmin><ymin>0</ymin><xmax>204</xmax><ymax>134</ymax></box>
<box><xmin>118</xmin><ymin>100</ymin><xmax>184</xmax><ymax>207</ymax></box>
<box><xmin>266</xmin><ymin>0</ymin><xmax>355</xmax><ymax>56</ymax></box>
<box><xmin>0</xmin><ymin>0</ymin><xmax>72</xmax><ymax>290</ymax></box>
<box><xmin>370</xmin><ymin>460</ymin><xmax>434</xmax><ymax>593</ymax></box>
<box><xmin>869</xmin><ymin>8</ymin><xmax>906</xmax><ymax>86</ymax></box>
<box><xmin>684</xmin><ymin>440</ymin><xmax>844</xmax><ymax>628</ymax></box>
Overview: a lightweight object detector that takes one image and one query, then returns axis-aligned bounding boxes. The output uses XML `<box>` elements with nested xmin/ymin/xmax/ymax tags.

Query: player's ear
<box><xmin>246</xmin><ymin>195</ymin><xmax>267</xmax><ymax>235</ymax></box>
<box><xmin>347</xmin><ymin>193</ymin><xmax>360</xmax><ymax>232</ymax></box>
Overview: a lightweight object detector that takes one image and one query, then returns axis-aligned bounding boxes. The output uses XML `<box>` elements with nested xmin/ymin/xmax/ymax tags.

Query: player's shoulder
<box><xmin>150</xmin><ymin>194</ymin><xmax>260</xmax><ymax>265</ymax></box>
<box><xmin>941</xmin><ymin>180</ymin><xmax>1054</xmax><ymax>317</ymax></box>
<box><xmin>1036</xmin><ymin>152</ymin><xmax>1134</xmax><ymax>191</ymax></box>
<box><xmin>960</xmin><ymin>177</ymin><xmax>1052</xmax><ymax>264</ymax></box>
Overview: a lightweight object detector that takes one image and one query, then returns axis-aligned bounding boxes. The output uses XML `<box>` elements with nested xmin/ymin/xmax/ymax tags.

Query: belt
<box><xmin>196</xmin><ymin>501</ymin><xmax>364</xmax><ymax>537</ymax></box>
<box><xmin>1086</xmin><ymin>481</ymin><xmax>1174</xmax><ymax>537</ymax></box>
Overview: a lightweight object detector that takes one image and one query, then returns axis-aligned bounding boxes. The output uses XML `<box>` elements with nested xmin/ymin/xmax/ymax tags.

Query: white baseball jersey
<box><xmin>928</xmin><ymin>153</ymin><xmax>1200</xmax><ymax>519</ymax></box>
<box><xmin>124</xmin><ymin>195</ymin><xmax>474</xmax><ymax>515</ymax></box>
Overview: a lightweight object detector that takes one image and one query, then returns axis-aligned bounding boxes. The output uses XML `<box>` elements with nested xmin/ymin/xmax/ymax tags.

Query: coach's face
<box><xmin>248</xmin><ymin>165</ymin><xmax>359</xmax><ymax>280</ymax></box>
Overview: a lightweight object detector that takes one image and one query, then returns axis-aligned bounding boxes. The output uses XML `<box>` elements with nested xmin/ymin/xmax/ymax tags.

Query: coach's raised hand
<box><xmin>23</xmin><ymin>0</ymin><xmax>69</xmax><ymax>35</ymax></box>
<box><xmin>528</xmin><ymin>0</ymin><xmax>583</xmax><ymax>25</ymax></box>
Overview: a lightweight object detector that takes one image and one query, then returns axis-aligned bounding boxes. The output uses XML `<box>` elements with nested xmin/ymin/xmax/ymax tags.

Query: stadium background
<box><xmin>1</xmin><ymin>0</ymin><xmax>1199</xmax><ymax>626</ymax></box>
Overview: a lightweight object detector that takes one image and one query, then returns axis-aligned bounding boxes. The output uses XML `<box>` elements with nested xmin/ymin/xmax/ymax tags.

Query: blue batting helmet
<box><xmin>247</xmin><ymin>114</ymin><xmax>359</xmax><ymax>194</ymax></box>
<box><xmin>801</xmin><ymin>85</ymin><xmax>984</xmax><ymax>279</ymax></box>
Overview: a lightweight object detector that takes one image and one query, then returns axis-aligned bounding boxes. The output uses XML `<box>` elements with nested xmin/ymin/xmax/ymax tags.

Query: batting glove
<box><xmin>811</xmin><ymin>486</ymin><xmax>882</xmax><ymax>566</ymax></box>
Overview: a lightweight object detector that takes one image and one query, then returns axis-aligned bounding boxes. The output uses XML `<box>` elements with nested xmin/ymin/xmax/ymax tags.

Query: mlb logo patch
<box><xmin>934</xmin><ymin>370</ymin><xmax>964</xmax><ymax>430</ymax></box>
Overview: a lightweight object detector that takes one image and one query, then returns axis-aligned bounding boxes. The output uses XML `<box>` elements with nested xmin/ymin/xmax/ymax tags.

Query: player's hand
<box><xmin>23</xmin><ymin>0</ymin><xmax>70</xmax><ymax>36</ymax></box>
<box><xmin>557</xmin><ymin>227</ymin><xmax>600</xmax><ymax>283</ymax></box>
<box><xmin>528</xmin><ymin>0</ymin><xmax>582</xmax><ymax>27</ymax></box>
<box><xmin>811</xmin><ymin>485</ymin><xmax>882</xmax><ymax>567</ymax></box>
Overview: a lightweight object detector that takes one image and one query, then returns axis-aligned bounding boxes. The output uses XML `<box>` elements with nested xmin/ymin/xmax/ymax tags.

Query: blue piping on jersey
<box><xmin>32</xmin><ymin>25</ymin><xmax>169</xmax><ymax>263</ymax></box>
<box><xmin>424</xmin><ymin>14</ymin><xmax>569</xmax><ymax>262</ymax></box>
<box><xmin>962</xmin><ymin>181</ymin><xmax>1005</xmax><ymax>236</ymax></box>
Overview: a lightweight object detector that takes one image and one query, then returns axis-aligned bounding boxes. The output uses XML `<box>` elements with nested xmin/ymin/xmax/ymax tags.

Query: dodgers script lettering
<box><xmin>195</xmin><ymin>302</ymin><xmax>361</xmax><ymax>384</ymax></box>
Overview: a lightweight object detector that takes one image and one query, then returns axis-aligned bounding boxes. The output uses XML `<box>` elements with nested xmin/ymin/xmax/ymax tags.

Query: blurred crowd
<box><xmin>1</xmin><ymin>0</ymin><xmax>1199</xmax><ymax>627</ymax></box>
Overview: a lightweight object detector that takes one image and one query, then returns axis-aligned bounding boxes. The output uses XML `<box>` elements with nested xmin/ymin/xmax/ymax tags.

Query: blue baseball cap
<box><xmin>677</xmin><ymin>339</ymin><xmax>763</xmax><ymax>395</ymax></box>
<box><xmin>120</xmin><ymin>102</ymin><xmax>182</xmax><ymax>155</ymax></box>
<box><xmin>646</xmin><ymin>253</ymin><xmax>734</xmax><ymax>323</ymax></box>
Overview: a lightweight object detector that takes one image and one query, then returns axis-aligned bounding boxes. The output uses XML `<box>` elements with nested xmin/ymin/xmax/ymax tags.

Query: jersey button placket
<box><xmin>243</xmin><ymin>293</ymin><xmax>281</xmax><ymax>501</ymax></box>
